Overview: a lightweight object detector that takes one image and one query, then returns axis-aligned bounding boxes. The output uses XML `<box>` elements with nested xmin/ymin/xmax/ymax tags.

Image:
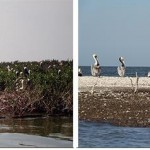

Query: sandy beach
<box><xmin>79</xmin><ymin>76</ymin><xmax>150</xmax><ymax>127</ymax></box>
<box><xmin>79</xmin><ymin>76</ymin><xmax>150</xmax><ymax>91</ymax></box>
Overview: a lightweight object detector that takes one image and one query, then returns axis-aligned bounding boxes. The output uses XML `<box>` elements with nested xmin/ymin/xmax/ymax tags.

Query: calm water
<box><xmin>0</xmin><ymin>116</ymin><xmax>73</xmax><ymax>147</ymax></box>
<box><xmin>80</xmin><ymin>66</ymin><xmax>150</xmax><ymax>77</ymax></box>
<box><xmin>79</xmin><ymin>121</ymin><xmax>150</xmax><ymax>148</ymax></box>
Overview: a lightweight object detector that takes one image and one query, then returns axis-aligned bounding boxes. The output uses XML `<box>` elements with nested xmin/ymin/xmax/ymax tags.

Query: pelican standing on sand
<box><xmin>117</xmin><ymin>57</ymin><xmax>125</xmax><ymax>77</ymax></box>
<box><xmin>91</xmin><ymin>54</ymin><xmax>101</xmax><ymax>77</ymax></box>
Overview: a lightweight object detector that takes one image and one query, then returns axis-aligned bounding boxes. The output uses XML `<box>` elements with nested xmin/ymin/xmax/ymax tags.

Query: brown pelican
<box><xmin>117</xmin><ymin>57</ymin><xmax>125</xmax><ymax>77</ymax></box>
<box><xmin>23</xmin><ymin>67</ymin><xmax>30</xmax><ymax>77</ymax></box>
<box><xmin>78</xmin><ymin>67</ymin><xmax>82</xmax><ymax>76</ymax></box>
<box><xmin>91</xmin><ymin>54</ymin><xmax>101</xmax><ymax>77</ymax></box>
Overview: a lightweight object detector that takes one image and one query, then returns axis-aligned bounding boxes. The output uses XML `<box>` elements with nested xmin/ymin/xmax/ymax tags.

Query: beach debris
<box><xmin>129</xmin><ymin>77</ymin><xmax>134</xmax><ymax>90</ymax></box>
<box><xmin>134</xmin><ymin>72</ymin><xmax>139</xmax><ymax>93</ymax></box>
<box><xmin>129</xmin><ymin>72</ymin><xmax>139</xmax><ymax>93</ymax></box>
<box><xmin>103</xmin><ymin>103</ymin><xmax>107</xmax><ymax>106</ymax></box>
<box><xmin>90</xmin><ymin>77</ymin><xmax>98</xmax><ymax>94</ymax></box>
<box><xmin>79</xmin><ymin>84</ymin><xmax>150</xmax><ymax>127</ymax></box>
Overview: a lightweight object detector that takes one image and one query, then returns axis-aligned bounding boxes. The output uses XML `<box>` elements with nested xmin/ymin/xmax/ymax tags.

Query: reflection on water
<box><xmin>0</xmin><ymin>116</ymin><xmax>73</xmax><ymax>141</ymax></box>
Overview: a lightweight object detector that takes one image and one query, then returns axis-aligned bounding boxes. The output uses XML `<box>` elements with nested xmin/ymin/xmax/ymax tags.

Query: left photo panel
<box><xmin>0</xmin><ymin>0</ymin><xmax>73</xmax><ymax>148</ymax></box>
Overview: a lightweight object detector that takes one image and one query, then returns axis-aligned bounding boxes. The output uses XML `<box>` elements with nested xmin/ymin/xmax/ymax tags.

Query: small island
<box><xmin>0</xmin><ymin>60</ymin><xmax>73</xmax><ymax>118</ymax></box>
<box><xmin>79</xmin><ymin>76</ymin><xmax>150</xmax><ymax>127</ymax></box>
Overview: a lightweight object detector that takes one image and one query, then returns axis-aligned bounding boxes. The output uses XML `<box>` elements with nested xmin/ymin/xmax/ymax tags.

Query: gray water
<box><xmin>0</xmin><ymin>116</ymin><xmax>73</xmax><ymax>147</ymax></box>
<box><xmin>79</xmin><ymin>121</ymin><xmax>150</xmax><ymax>148</ymax></box>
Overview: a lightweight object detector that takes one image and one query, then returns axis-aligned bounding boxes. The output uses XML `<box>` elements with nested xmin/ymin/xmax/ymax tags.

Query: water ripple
<box><xmin>79</xmin><ymin>121</ymin><xmax>150</xmax><ymax>148</ymax></box>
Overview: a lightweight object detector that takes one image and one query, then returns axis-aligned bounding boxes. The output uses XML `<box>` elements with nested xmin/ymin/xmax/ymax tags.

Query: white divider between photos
<box><xmin>73</xmin><ymin>0</ymin><xmax>79</xmax><ymax>148</ymax></box>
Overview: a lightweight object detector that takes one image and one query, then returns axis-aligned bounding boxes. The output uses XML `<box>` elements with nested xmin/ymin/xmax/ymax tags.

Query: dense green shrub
<box><xmin>0</xmin><ymin>60</ymin><xmax>73</xmax><ymax>117</ymax></box>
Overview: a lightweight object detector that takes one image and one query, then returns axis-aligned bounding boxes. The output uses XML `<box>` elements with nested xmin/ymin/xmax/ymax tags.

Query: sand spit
<box><xmin>79</xmin><ymin>76</ymin><xmax>150</xmax><ymax>91</ymax></box>
<box><xmin>79</xmin><ymin>76</ymin><xmax>150</xmax><ymax>127</ymax></box>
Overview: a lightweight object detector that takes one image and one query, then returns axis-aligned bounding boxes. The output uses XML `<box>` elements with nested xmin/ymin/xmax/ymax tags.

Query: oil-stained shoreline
<box><xmin>79</xmin><ymin>76</ymin><xmax>150</xmax><ymax>127</ymax></box>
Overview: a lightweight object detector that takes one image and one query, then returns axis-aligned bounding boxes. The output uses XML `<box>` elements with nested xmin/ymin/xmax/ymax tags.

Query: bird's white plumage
<box><xmin>148</xmin><ymin>72</ymin><xmax>150</xmax><ymax>77</ymax></box>
<box><xmin>78</xmin><ymin>67</ymin><xmax>82</xmax><ymax>76</ymax></box>
<box><xmin>117</xmin><ymin>66</ymin><xmax>125</xmax><ymax>77</ymax></box>
<box><xmin>117</xmin><ymin>56</ymin><xmax>125</xmax><ymax>77</ymax></box>
<box><xmin>91</xmin><ymin>54</ymin><xmax>101</xmax><ymax>76</ymax></box>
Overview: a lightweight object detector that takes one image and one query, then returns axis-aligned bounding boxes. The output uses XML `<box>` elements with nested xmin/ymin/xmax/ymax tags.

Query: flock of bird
<box><xmin>7</xmin><ymin>65</ymin><xmax>32</xmax><ymax>91</ymax></box>
<box><xmin>4</xmin><ymin>60</ymin><xmax>66</xmax><ymax>91</ymax></box>
<box><xmin>78</xmin><ymin>54</ymin><xmax>149</xmax><ymax>77</ymax></box>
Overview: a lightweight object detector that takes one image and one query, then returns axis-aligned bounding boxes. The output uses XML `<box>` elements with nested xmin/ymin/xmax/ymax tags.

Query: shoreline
<box><xmin>79</xmin><ymin>76</ymin><xmax>150</xmax><ymax>89</ymax></box>
<box><xmin>79</xmin><ymin>76</ymin><xmax>150</xmax><ymax>92</ymax></box>
<box><xmin>79</xmin><ymin>76</ymin><xmax>150</xmax><ymax>127</ymax></box>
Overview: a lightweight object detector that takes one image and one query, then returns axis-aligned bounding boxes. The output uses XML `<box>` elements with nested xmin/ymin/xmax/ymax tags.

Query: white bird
<box><xmin>91</xmin><ymin>54</ymin><xmax>101</xmax><ymax>77</ymax></box>
<box><xmin>117</xmin><ymin>57</ymin><xmax>125</xmax><ymax>77</ymax></box>
<box><xmin>7</xmin><ymin>66</ymin><xmax>10</xmax><ymax>72</ymax></box>
<box><xmin>7</xmin><ymin>65</ymin><xmax>13</xmax><ymax>72</ymax></box>
<box><xmin>58</xmin><ymin>69</ymin><xmax>61</xmax><ymax>75</ymax></box>
<box><xmin>16</xmin><ymin>71</ymin><xmax>20</xmax><ymax>78</ymax></box>
<box><xmin>78</xmin><ymin>67</ymin><xmax>82</xmax><ymax>76</ymax></box>
<box><xmin>148</xmin><ymin>72</ymin><xmax>150</xmax><ymax>77</ymax></box>
<box><xmin>40</xmin><ymin>61</ymin><xmax>44</xmax><ymax>68</ymax></box>
<box><xmin>20</xmin><ymin>79</ymin><xmax>24</xmax><ymax>90</ymax></box>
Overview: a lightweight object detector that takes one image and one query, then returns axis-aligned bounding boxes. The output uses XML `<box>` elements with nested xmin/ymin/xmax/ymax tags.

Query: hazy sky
<box><xmin>0</xmin><ymin>0</ymin><xmax>72</xmax><ymax>62</ymax></box>
<box><xmin>79</xmin><ymin>0</ymin><xmax>150</xmax><ymax>66</ymax></box>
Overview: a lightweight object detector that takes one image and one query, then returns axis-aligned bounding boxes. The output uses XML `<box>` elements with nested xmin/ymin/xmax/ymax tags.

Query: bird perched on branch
<box><xmin>23</xmin><ymin>67</ymin><xmax>30</xmax><ymax>77</ymax></box>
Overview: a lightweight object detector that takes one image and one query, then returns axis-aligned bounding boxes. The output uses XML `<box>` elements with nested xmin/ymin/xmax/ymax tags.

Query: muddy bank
<box><xmin>79</xmin><ymin>85</ymin><xmax>150</xmax><ymax>127</ymax></box>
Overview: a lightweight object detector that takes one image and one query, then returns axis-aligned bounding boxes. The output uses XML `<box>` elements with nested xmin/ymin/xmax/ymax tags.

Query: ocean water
<box><xmin>79</xmin><ymin>121</ymin><xmax>150</xmax><ymax>148</ymax></box>
<box><xmin>79</xmin><ymin>66</ymin><xmax>150</xmax><ymax>148</ymax></box>
<box><xmin>80</xmin><ymin>66</ymin><xmax>150</xmax><ymax>77</ymax></box>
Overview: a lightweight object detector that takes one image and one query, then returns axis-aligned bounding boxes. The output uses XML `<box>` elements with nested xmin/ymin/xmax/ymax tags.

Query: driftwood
<box><xmin>90</xmin><ymin>77</ymin><xmax>98</xmax><ymax>94</ymax></box>
<box><xmin>129</xmin><ymin>72</ymin><xmax>139</xmax><ymax>93</ymax></box>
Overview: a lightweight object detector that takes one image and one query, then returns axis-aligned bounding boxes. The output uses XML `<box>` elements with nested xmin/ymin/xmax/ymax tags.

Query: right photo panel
<box><xmin>78</xmin><ymin>0</ymin><xmax>150</xmax><ymax>148</ymax></box>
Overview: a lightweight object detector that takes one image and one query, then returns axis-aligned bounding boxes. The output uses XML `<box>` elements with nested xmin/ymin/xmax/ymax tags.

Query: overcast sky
<box><xmin>0</xmin><ymin>0</ymin><xmax>72</xmax><ymax>62</ymax></box>
<box><xmin>79</xmin><ymin>0</ymin><xmax>150</xmax><ymax>66</ymax></box>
